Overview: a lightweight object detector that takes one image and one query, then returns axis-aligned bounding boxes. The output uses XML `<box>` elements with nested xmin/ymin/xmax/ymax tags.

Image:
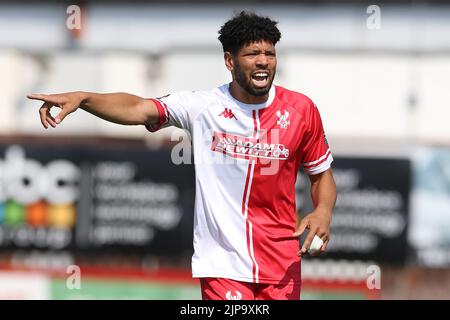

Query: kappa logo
<box><xmin>219</xmin><ymin>108</ymin><xmax>237</xmax><ymax>120</ymax></box>
<box><xmin>225</xmin><ymin>290</ymin><xmax>242</xmax><ymax>300</ymax></box>
<box><xmin>276</xmin><ymin>110</ymin><xmax>290</xmax><ymax>129</ymax></box>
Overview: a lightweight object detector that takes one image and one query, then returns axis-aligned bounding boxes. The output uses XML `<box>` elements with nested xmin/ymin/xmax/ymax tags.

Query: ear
<box><xmin>224</xmin><ymin>52</ymin><xmax>234</xmax><ymax>72</ymax></box>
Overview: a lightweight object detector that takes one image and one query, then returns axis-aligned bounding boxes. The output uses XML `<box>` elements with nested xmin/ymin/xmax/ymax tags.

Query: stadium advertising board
<box><xmin>0</xmin><ymin>144</ymin><xmax>410</xmax><ymax>265</ymax></box>
<box><xmin>0</xmin><ymin>144</ymin><xmax>195</xmax><ymax>255</ymax></box>
<box><xmin>296</xmin><ymin>157</ymin><xmax>411</xmax><ymax>265</ymax></box>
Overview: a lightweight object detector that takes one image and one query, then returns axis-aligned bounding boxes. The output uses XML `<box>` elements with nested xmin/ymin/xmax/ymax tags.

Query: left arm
<box><xmin>293</xmin><ymin>168</ymin><xmax>337</xmax><ymax>256</ymax></box>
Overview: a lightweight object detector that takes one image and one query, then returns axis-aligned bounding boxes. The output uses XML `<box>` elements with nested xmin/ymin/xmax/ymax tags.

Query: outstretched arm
<box><xmin>293</xmin><ymin>168</ymin><xmax>337</xmax><ymax>257</ymax></box>
<box><xmin>27</xmin><ymin>91</ymin><xmax>159</xmax><ymax>129</ymax></box>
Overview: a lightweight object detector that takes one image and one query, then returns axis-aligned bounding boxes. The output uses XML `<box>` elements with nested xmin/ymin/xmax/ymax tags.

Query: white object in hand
<box><xmin>308</xmin><ymin>235</ymin><xmax>324</xmax><ymax>254</ymax></box>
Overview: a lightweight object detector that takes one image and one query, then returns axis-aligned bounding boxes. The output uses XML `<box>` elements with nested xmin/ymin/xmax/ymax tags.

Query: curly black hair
<box><xmin>218</xmin><ymin>11</ymin><xmax>281</xmax><ymax>54</ymax></box>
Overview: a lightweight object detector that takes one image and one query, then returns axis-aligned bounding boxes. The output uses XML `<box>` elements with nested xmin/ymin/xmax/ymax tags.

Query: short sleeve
<box><xmin>300</xmin><ymin>103</ymin><xmax>333</xmax><ymax>175</ymax></box>
<box><xmin>146</xmin><ymin>90</ymin><xmax>204</xmax><ymax>132</ymax></box>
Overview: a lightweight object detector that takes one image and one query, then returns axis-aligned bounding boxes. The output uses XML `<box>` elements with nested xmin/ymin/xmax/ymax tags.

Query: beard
<box><xmin>233</xmin><ymin>61</ymin><xmax>276</xmax><ymax>97</ymax></box>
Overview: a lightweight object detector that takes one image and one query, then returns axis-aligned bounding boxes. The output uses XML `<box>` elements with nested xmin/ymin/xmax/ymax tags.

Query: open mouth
<box><xmin>251</xmin><ymin>71</ymin><xmax>269</xmax><ymax>87</ymax></box>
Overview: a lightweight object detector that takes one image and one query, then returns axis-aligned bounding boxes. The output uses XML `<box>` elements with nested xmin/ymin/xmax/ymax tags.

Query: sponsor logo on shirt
<box><xmin>211</xmin><ymin>131</ymin><xmax>289</xmax><ymax>160</ymax></box>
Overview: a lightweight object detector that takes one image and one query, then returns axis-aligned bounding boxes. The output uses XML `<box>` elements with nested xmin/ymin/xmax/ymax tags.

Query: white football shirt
<box><xmin>147</xmin><ymin>83</ymin><xmax>333</xmax><ymax>284</ymax></box>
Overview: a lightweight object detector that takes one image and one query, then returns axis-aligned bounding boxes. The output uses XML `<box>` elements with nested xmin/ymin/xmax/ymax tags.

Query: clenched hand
<box><xmin>293</xmin><ymin>210</ymin><xmax>331</xmax><ymax>257</ymax></box>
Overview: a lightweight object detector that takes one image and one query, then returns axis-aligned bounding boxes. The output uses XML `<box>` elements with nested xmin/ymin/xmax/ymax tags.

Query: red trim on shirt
<box><xmin>145</xmin><ymin>98</ymin><xmax>169</xmax><ymax>132</ymax></box>
<box><xmin>303</xmin><ymin>149</ymin><xmax>332</xmax><ymax>169</ymax></box>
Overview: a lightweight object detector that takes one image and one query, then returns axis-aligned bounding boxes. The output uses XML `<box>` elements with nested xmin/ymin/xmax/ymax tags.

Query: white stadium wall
<box><xmin>0</xmin><ymin>4</ymin><xmax>449</xmax><ymax>148</ymax></box>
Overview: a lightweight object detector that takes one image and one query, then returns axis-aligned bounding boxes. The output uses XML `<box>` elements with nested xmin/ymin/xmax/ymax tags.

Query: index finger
<box><xmin>27</xmin><ymin>94</ymin><xmax>58</xmax><ymax>103</ymax></box>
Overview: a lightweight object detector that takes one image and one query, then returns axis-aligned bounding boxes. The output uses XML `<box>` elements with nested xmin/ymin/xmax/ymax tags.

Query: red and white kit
<box><xmin>147</xmin><ymin>84</ymin><xmax>333</xmax><ymax>297</ymax></box>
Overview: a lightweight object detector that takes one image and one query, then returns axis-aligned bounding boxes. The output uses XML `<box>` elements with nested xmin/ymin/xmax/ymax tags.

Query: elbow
<box><xmin>135</xmin><ymin>98</ymin><xmax>159</xmax><ymax>126</ymax></box>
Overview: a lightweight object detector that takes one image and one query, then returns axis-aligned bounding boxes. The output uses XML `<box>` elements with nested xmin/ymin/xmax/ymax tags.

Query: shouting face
<box><xmin>225</xmin><ymin>40</ymin><xmax>277</xmax><ymax>101</ymax></box>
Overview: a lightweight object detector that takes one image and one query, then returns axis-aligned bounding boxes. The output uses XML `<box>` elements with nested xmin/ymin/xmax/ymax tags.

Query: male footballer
<box><xmin>28</xmin><ymin>11</ymin><xmax>337</xmax><ymax>300</ymax></box>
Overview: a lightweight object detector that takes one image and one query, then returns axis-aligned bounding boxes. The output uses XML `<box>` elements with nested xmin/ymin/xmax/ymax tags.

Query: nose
<box><xmin>255</xmin><ymin>53</ymin><xmax>268</xmax><ymax>68</ymax></box>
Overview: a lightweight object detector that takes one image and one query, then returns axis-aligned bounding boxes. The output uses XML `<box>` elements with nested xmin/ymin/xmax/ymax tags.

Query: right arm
<box><xmin>27</xmin><ymin>91</ymin><xmax>159</xmax><ymax>129</ymax></box>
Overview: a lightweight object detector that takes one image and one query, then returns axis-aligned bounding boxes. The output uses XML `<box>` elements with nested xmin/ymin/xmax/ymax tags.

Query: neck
<box><xmin>229</xmin><ymin>82</ymin><xmax>269</xmax><ymax>104</ymax></box>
